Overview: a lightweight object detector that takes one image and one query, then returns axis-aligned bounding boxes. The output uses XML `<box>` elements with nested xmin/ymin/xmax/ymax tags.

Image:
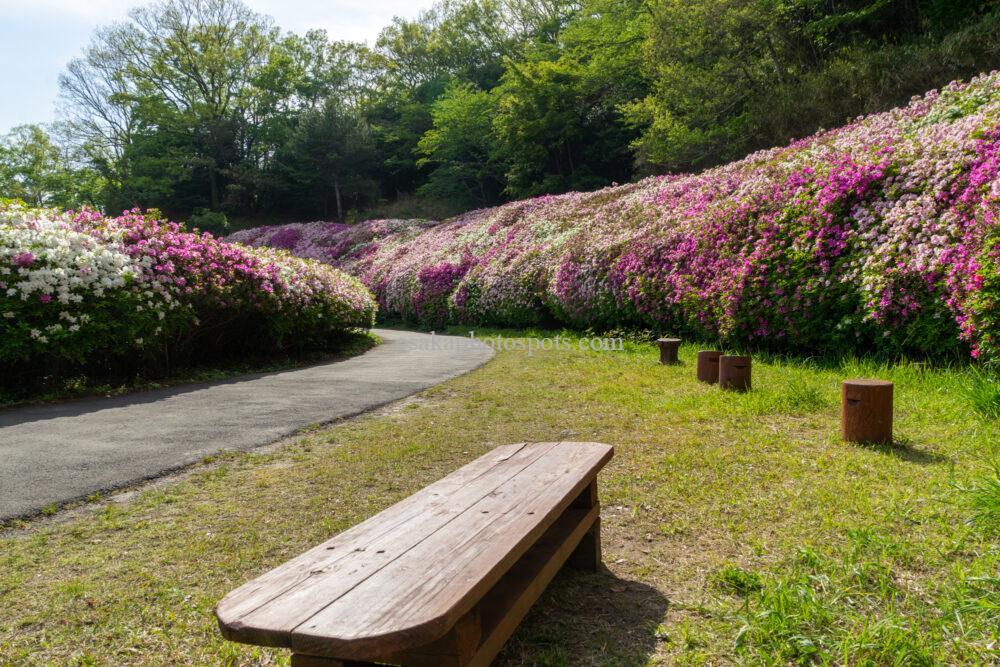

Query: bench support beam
<box><xmin>566</xmin><ymin>480</ymin><xmax>601</xmax><ymax>571</ymax></box>
<box><xmin>566</xmin><ymin>517</ymin><xmax>601</xmax><ymax>571</ymax></box>
<box><xmin>390</xmin><ymin>611</ymin><xmax>482</xmax><ymax>666</ymax></box>
<box><xmin>466</xmin><ymin>501</ymin><xmax>600</xmax><ymax>666</ymax></box>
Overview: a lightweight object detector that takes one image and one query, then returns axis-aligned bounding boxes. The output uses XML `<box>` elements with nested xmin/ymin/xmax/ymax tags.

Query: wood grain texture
<box><xmin>719</xmin><ymin>355</ymin><xmax>751</xmax><ymax>392</ymax></box>
<box><xmin>696</xmin><ymin>351</ymin><xmax>721</xmax><ymax>384</ymax></box>
<box><xmin>656</xmin><ymin>338</ymin><xmax>681</xmax><ymax>364</ymax></box>
<box><xmin>216</xmin><ymin>442</ymin><xmax>550</xmax><ymax>647</ymax></box>
<box><xmin>467</xmin><ymin>505</ymin><xmax>600</xmax><ymax>666</ymax></box>
<box><xmin>387</xmin><ymin>611</ymin><xmax>482</xmax><ymax>667</ymax></box>
<box><xmin>841</xmin><ymin>379</ymin><xmax>893</xmax><ymax>444</ymax></box>
<box><xmin>566</xmin><ymin>518</ymin><xmax>601</xmax><ymax>572</ymax></box>
<box><xmin>291</xmin><ymin>443</ymin><xmax>612</xmax><ymax>659</ymax></box>
<box><xmin>216</xmin><ymin>442</ymin><xmax>613</xmax><ymax>661</ymax></box>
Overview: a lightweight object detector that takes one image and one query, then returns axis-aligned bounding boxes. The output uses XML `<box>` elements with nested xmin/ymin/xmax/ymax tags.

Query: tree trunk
<box><xmin>765</xmin><ymin>34</ymin><xmax>786</xmax><ymax>87</ymax></box>
<box><xmin>333</xmin><ymin>173</ymin><xmax>344</xmax><ymax>224</ymax></box>
<box><xmin>209</xmin><ymin>166</ymin><xmax>220</xmax><ymax>210</ymax></box>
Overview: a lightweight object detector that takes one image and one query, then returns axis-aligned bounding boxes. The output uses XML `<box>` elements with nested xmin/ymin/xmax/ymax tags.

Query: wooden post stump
<box><xmin>719</xmin><ymin>355</ymin><xmax>751</xmax><ymax>392</ymax></box>
<box><xmin>841</xmin><ymin>379</ymin><xmax>893</xmax><ymax>444</ymax></box>
<box><xmin>696</xmin><ymin>351</ymin><xmax>721</xmax><ymax>384</ymax></box>
<box><xmin>656</xmin><ymin>338</ymin><xmax>681</xmax><ymax>364</ymax></box>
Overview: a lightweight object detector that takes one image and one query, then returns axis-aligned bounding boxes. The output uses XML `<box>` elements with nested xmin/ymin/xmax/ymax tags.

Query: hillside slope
<box><xmin>230</xmin><ymin>72</ymin><xmax>1000</xmax><ymax>361</ymax></box>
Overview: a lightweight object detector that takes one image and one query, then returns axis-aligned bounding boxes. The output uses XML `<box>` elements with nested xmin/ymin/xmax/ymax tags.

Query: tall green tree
<box><xmin>0</xmin><ymin>125</ymin><xmax>101</xmax><ymax>208</ymax></box>
<box><xmin>367</xmin><ymin>0</ymin><xmax>582</xmax><ymax>205</ymax></box>
<box><xmin>627</xmin><ymin>0</ymin><xmax>1000</xmax><ymax>172</ymax></box>
<box><xmin>274</xmin><ymin>101</ymin><xmax>378</xmax><ymax>223</ymax></box>
<box><xmin>491</xmin><ymin>0</ymin><xmax>648</xmax><ymax>196</ymax></box>
<box><xmin>48</xmin><ymin>0</ymin><xmax>1000</xmax><ymax>222</ymax></box>
<box><xmin>417</xmin><ymin>84</ymin><xmax>505</xmax><ymax>207</ymax></box>
<box><xmin>61</xmin><ymin>0</ymin><xmax>284</xmax><ymax>214</ymax></box>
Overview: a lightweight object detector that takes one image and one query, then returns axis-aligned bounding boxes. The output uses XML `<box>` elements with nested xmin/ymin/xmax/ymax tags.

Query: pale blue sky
<box><xmin>0</xmin><ymin>0</ymin><xmax>437</xmax><ymax>135</ymax></box>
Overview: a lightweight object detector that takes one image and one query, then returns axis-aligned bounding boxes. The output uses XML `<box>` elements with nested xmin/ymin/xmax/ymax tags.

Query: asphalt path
<box><xmin>0</xmin><ymin>329</ymin><xmax>493</xmax><ymax>520</ymax></box>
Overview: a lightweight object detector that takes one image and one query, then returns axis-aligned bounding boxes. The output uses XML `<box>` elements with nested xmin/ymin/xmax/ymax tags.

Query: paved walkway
<box><xmin>0</xmin><ymin>329</ymin><xmax>493</xmax><ymax>520</ymax></box>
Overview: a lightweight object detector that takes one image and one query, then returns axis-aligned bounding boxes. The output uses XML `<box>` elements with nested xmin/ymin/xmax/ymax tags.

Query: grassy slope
<box><xmin>0</xmin><ymin>332</ymin><xmax>997</xmax><ymax>665</ymax></box>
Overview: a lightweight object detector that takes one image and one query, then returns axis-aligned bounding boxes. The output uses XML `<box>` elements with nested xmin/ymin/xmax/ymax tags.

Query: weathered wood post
<box><xmin>841</xmin><ymin>379</ymin><xmax>893</xmax><ymax>444</ymax></box>
<box><xmin>656</xmin><ymin>337</ymin><xmax>681</xmax><ymax>364</ymax></box>
<box><xmin>719</xmin><ymin>355</ymin><xmax>752</xmax><ymax>392</ymax></box>
<box><xmin>696</xmin><ymin>351</ymin><xmax>721</xmax><ymax>384</ymax></box>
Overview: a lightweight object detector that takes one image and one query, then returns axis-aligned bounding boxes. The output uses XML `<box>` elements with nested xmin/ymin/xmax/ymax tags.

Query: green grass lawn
<box><xmin>1</xmin><ymin>330</ymin><xmax>998</xmax><ymax>665</ymax></box>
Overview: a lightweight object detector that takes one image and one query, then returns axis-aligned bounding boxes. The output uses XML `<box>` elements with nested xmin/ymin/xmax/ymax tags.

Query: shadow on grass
<box><xmin>855</xmin><ymin>436</ymin><xmax>952</xmax><ymax>466</ymax></box>
<box><xmin>497</xmin><ymin>567</ymin><xmax>669</xmax><ymax>665</ymax></box>
<box><xmin>0</xmin><ymin>330</ymin><xmax>378</xmax><ymax>413</ymax></box>
<box><xmin>0</xmin><ymin>333</ymin><xmax>379</xmax><ymax>425</ymax></box>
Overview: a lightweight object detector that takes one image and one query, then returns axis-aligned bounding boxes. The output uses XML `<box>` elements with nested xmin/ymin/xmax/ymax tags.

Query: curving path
<box><xmin>0</xmin><ymin>329</ymin><xmax>493</xmax><ymax>520</ymax></box>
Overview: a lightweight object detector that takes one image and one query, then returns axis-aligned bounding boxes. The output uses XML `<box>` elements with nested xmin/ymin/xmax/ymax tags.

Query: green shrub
<box><xmin>187</xmin><ymin>208</ymin><xmax>230</xmax><ymax>237</ymax></box>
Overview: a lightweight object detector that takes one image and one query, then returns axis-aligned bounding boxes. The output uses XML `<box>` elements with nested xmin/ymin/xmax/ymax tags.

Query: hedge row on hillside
<box><xmin>1</xmin><ymin>205</ymin><xmax>376</xmax><ymax>386</ymax></box>
<box><xmin>236</xmin><ymin>73</ymin><xmax>1000</xmax><ymax>362</ymax></box>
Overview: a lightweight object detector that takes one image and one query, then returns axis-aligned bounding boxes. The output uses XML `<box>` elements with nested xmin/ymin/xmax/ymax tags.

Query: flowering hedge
<box><xmin>1</xmin><ymin>205</ymin><xmax>376</xmax><ymax>383</ymax></box>
<box><xmin>238</xmin><ymin>73</ymin><xmax>1000</xmax><ymax>361</ymax></box>
<box><xmin>227</xmin><ymin>218</ymin><xmax>436</xmax><ymax>265</ymax></box>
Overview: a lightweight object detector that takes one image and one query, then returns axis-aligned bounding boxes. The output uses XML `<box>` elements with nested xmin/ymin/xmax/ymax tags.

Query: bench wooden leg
<box><xmin>566</xmin><ymin>480</ymin><xmax>602</xmax><ymax>571</ymax></box>
<box><xmin>465</xmin><ymin>503</ymin><xmax>600</xmax><ymax>666</ymax></box>
<box><xmin>566</xmin><ymin>517</ymin><xmax>601</xmax><ymax>571</ymax></box>
<box><xmin>390</xmin><ymin>610</ymin><xmax>481</xmax><ymax>666</ymax></box>
<box><xmin>294</xmin><ymin>612</ymin><xmax>481</xmax><ymax>667</ymax></box>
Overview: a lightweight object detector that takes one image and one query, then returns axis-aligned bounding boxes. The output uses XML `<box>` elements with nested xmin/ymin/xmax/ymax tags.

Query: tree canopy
<box><xmin>15</xmin><ymin>0</ymin><xmax>995</xmax><ymax>223</ymax></box>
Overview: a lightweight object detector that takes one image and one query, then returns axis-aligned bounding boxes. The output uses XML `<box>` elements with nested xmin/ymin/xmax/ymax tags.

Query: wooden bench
<box><xmin>216</xmin><ymin>441</ymin><xmax>614</xmax><ymax>666</ymax></box>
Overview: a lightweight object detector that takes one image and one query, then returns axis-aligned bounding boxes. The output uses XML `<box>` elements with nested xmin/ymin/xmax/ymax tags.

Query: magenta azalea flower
<box><xmin>12</xmin><ymin>252</ymin><xmax>34</xmax><ymax>267</ymax></box>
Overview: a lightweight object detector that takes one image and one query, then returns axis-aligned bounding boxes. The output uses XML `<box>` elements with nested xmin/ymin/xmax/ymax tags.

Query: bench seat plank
<box><xmin>216</xmin><ymin>442</ymin><xmax>612</xmax><ymax>661</ymax></box>
<box><xmin>218</xmin><ymin>442</ymin><xmax>558</xmax><ymax>644</ymax></box>
<box><xmin>291</xmin><ymin>443</ymin><xmax>611</xmax><ymax>659</ymax></box>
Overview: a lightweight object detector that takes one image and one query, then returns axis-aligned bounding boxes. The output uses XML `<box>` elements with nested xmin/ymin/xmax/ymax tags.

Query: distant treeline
<box><xmin>2</xmin><ymin>0</ymin><xmax>999</xmax><ymax>228</ymax></box>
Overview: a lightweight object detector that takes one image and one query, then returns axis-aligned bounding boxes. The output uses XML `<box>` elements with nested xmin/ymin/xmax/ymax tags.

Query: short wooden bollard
<box><xmin>696</xmin><ymin>351</ymin><xmax>721</xmax><ymax>384</ymax></box>
<box><xmin>719</xmin><ymin>355</ymin><xmax>751</xmax><ymax>392</ymax></box>
<box><xmin>657</xmin><ymin>338</ymin><xmax>681</xmax><ymax>364</ymax></box>
<box><xmin>841</xmin><ymin>379</ymin><xmax>893</xmax><ymax>444</ymax></box>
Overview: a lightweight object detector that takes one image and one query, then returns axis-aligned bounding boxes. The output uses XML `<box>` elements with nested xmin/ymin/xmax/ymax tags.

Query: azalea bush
<box><xmin>1</xmin><ymin>205</ymin><xmax>376</xmax><ymax>388</ymax></box>
<box><xmin>236</xmin><ymin>73</ymin><xmax>1000</xmax><ymax>362</ymax></box>
<box><xmin>227</xmin><ymin>218</ymin><xmax>436</xmax><ymax>265</ymax></box>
